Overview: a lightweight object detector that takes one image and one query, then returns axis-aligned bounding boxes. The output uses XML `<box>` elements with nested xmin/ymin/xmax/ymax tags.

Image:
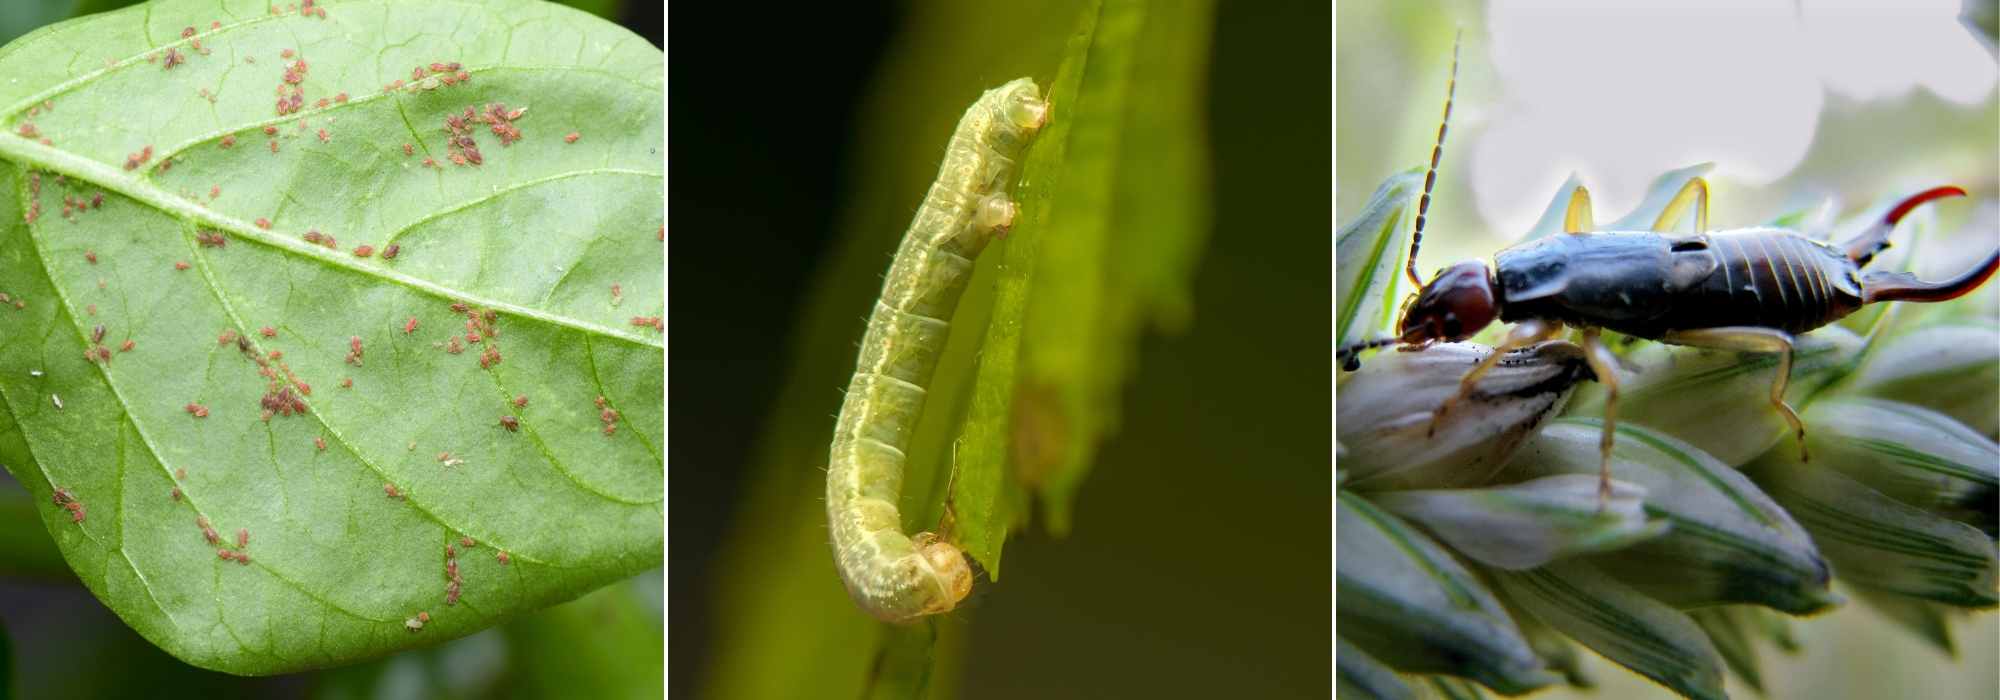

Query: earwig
<box><xmin>1337</xmin><ymin>34</ymin><xmax>2000</xmax><ymax>504</ymax></box>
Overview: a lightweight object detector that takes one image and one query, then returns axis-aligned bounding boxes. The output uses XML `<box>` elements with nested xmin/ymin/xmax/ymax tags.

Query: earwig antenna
<box><xmin>1406</xmin><ymin>28</ymin><xmax>1462</xmax><ymax>290</ymax></box>
<box><xmin>1337</xmin><ymin>336</ymin><xmax>1403</xmax><ymax>371</ymax></box>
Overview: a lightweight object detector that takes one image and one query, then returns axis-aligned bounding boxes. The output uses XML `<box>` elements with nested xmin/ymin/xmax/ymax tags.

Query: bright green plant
<box><xmin>0</xmin><ymin>0</ymin><xmax>661</xmax><ymax>679</ymax></box>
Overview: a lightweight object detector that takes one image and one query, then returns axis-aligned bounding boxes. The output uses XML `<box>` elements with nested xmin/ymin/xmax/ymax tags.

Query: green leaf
<box><xmin>1335</xmin><ymin>168</ymin><xmax>1420</xmax><ymax>350</ymax></box>
<box><xmin>1492</xmin><ymin>562</ymin><xmax>1728</xmax><ymax>700</ymax></box>
<box><xmin>1508</xmin><ymin>420</ymin><xmax>1838</xmax><ymax>614</ymax></box>
<box><xmin>0</xmin><ymin>0</ymin><xmax>661</xmax><ymax>675</ymax></box>
<box><xmin>1013</xmin><ymin>0</ymin><xmax>1217</xmax><ymax>541</ymax></box>
<box><xmin>1336</xmin><ymin>491</ymin><xmax>1558</xmax><ymax>695</ymax></box>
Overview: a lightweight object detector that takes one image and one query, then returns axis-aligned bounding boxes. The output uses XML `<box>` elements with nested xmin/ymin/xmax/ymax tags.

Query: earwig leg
<box><xmin>1578</xmin><ymin>328</ymin><xmax>1623</xmax><ymax>509</ymax></box>
<box><xmin>1651</xmin><ymin>177</ymin><xmax>1710</xmax><ymax>234</ymax></box>
<box><xmin>1428</xmin><ymin>320</ymin><xmax>1562</xmax><ymax>437</ymax></box>
<box><xmin>1564</xmin><ymin>185</ymin><xmax>1595</xmax><ymax>233</ymax></box>
<box><xmin>1661</xmin><ymin>326</ymin><xmax>1809</xmax><ymax>461</ymax></box>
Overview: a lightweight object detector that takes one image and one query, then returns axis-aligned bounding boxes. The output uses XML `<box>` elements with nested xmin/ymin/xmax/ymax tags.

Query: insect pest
<box><xmin>1335</xmin><ymin>34</ymin><xmax>2000</xmax><ymax>502</ymax></box>
<box><xmin>824</xmin><ymin>77</ymin><xmax>1050</xmax><ymax>623</ymax></box>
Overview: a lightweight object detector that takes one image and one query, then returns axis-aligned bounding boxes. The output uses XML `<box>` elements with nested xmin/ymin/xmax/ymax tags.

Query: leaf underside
<box><xmin>0</xmin><ymin>0</ymin><xmax>661</xmax><ymax>675</ymax></box>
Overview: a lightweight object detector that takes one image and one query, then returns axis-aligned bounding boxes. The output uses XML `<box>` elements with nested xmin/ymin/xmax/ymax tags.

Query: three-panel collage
<box><xmin>0</xmin><ymin>1</ymin><xmax>1990</xmax><ymax>699</ymax></box>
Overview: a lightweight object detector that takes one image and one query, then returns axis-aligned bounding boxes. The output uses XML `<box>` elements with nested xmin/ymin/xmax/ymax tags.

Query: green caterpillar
<box><xmin>826</xmin><ymin>77</ymin><xmax>1050</xmax><ymax>623</ymax></box>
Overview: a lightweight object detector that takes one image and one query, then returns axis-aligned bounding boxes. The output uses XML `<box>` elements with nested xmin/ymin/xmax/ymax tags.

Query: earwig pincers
<box><xmin>1338</xmin><ymin>34</ymin><xmax>2000</xmax><ymax>504</ymax></box>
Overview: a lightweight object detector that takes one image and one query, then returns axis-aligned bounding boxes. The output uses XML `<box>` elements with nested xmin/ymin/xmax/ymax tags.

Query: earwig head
<box><xmin>1398</xmin><ymin>260</ymin><xmax>1499</xmax><ymax>343</ymax></box>
<box><xmin>912</xmin><ymin>533</ymin><xmax>973</xmax><ymax>615</ymax></box>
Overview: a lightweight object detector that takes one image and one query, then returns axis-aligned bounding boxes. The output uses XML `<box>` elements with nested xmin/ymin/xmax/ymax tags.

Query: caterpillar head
<box><xmin>998</xmin><ymin>78</ymin><xmax>1050</xmax><ymax>134</ymax></box>
<box><xmin>911</xmin><ymin>532</ymin><xmax>973</xmax><ymax>616</ymax></box>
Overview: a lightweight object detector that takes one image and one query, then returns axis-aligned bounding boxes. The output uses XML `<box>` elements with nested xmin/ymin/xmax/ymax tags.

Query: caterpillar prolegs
<box><xmin>826</xmin><ymin>78</ymin><xmax>1050</xmax><ymax>623</ymax></box>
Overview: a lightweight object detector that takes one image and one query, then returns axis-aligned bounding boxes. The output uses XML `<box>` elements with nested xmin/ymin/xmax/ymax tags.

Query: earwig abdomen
<box><xmin>1496</xmin><ymin>228</ymin><xmax>1864</xmax><ymax>339</ymax></box>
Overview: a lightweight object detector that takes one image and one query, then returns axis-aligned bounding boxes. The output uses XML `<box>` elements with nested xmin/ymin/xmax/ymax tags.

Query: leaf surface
<box><xmin>0</xmin><ymin>0</ymin><xmax>661</xmax><ymax>674</ymax></box>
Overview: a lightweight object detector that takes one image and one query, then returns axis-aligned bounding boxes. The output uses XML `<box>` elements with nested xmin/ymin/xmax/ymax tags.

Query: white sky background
<box><xmin>1469</xmin><ymin>0</ymin><xmax>1998</xmax><ymax>236</ymax></box>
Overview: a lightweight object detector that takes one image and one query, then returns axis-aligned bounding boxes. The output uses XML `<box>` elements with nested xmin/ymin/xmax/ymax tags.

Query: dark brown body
<box><xmin>1495</xmin><ymin>228</ymin><xmax>1867</xmax><ymax>339</ymax></box>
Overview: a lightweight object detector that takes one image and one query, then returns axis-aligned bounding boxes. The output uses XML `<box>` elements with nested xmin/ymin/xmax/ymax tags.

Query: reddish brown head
<box><xmin>1398</xmin><ymin>261</ymin><xmax>1500</xmax><ymax>344</ymax></box>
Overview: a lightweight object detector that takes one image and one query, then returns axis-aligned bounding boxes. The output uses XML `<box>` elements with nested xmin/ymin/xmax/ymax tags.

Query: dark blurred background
<box><xmin>0</xmin><ymin>2</ymin><xmax>662</xmax><ymax>698</ymax></box>
<box><xmin>670</xmin><ymin>3</ymin><xmax>1331</xmax><ymax>698</ymax></box>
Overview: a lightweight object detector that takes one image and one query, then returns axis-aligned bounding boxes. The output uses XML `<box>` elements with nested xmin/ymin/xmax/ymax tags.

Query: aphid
<box><xmin>402</xmin><ymin>143</ymin><xmax>414</xmax><ymax>156</ymax></box>
<box><xmin>236</xmin><ymin>552</ymin><xmax>250</xmax><ymax>565</ymax></box>
<box><xmin>259</xmin><ymin>326</ymin><xmax>276</xmax><ymax>338</ymax></box>
<box><xmin>335</xmin><ymin>92</ymin><xmax>348</xmax><ymax>103</ymax></box>
<box><xmin>197</xmin><ymin>230</ymin><xmax>226</xmax><ymax>247</ymax></box>
<box><xmin>340</xmin><ymin>377</ymin><xmax>352</xmax><ymax>388</ymax></box>
<box><xmin>1336</xmin><ymin>35</ymin><xmax>2000</xmax><ymax>503</ymax></box>
<box><xmin>512</xmin><ymin>395</ymin><xmax>527</xmax><ymax>408</ymax></box>
<box><xmin>209</xmin><ymin>185</ymin><xmax>220</xmax><ymax>199</ymax></box>
<box><xmin>294</xmin><ymin>379</ymin><xmax>310</xmax><ymax>396</ymax></box>
<box><xmin>499</xmin><ymin>415</ymin><xmax>518</xmax><ymax>432</ymax></box>
<box><xmin>162</xmin><ymin>48</ymin><xmax>184</xmax><ymax>70</ymax></box>
<box><xmin>446</xmin><ymin>545</ymin><xmax>458</xmax><ymax>561</ymax></box>
<box><xmin>385</xmin><ymin>483</ymin><xmax>401</xmax><ymax>499</ymax></box>
<box><xmin>315</xmin><ymin>98</ymin><xmax>329</xmax><ymax>109</ymax></box>
<box><xmin>268</xmin><ymin>140</ymin><xmax>279</xmax><ymax>154</ymax></box>
<box><xmin>445</xmin><ymin>581</ymin><xmax>461</xmax><ymax>606</ymax></box>
<box><xmin>91</xmin><ymin>193</ymin><xmax>103</xmax><ymax>209</ymax></box>
<box><xmin>313</xmin><ymin>436</ymin><xmax>326</xmax><ymax>451</ymax></box>
<box><xmin>403</xmin><ymin>317</ymin><xmax>419</xmax><ymax>334</ymax></box>
<box><xmin>255</xmin><ymin>218</ymin><xmax>271</xmax><ymax>229</ymax></box>
<box><xmin>123</xmin><ymin>145</ymin><xmax>152</xmax><ymax>170</ymax></box>
<box><xmin>84</xmin><ymin>250</ymin><xmax>96</xmax><ymax>264</ymax></box>
<box><xmin>175</xmin><ymin>468</ymin><xmax>186</xmax><ymax>479</ymax></box>
<box><xmin>460</xmin><ymin>536</ymin><xmax>475</xmax><ymax>548</ymax></box>
<box><xmin>630</xmin><ymin>316</ymin><xmax>662</xmax><ymax>330</ymax></box>
<box><xmin>119</xmin><ymin>339</ymin><xmax>134</xmax><ymax>352</ymax></box>
<box><xmin>211</xmin><ymin>21</ymin><xmax>220</xmax><ymax>29</ymax></box>
<box><xmin>316</xmin><ymin>128</ymin><xmax>329</xmax><ymax>143</ymax></box>
<box><xmin>236</xmin><ymin>528</ymin><xmax>249</xmax><ymax>548</ymax></box>
<box><xmin>421</xmin><ymin>157</ymin><xmax>436</xmax><ymax>168</ymax></box>
<box><xmin>184</xmin><ymin>402</ymin><xmax>209</xmax><ymax>417</ymax></box>
<box><xmin>478</xmin><ymin>347</ymin><xmax>500</xmax><ymax>368</ymax></box>
<box><xmin>382</xmin><ymin>244</ymin><xmax>400</xmax><ymax>260</ymax></box>
<box><xmin>564</xmin><ymin>131</ymin><xmax>579</xmax><ymax>144</ymax></box>
<box><xmin>353</xmin><ymin>245</ymin><xmax>373</xmax><ymax>257</ymax></box>
<box><xmin>450</xmin><ymin>302</ymin><xmax>468</xmax><ymax>313</ymax></box>
<box><xmin>263</xmin><ymin>125</ymin><xmax>278</xmax><ymax>136</ymax></box>
<box><xmin>218</xmin><ymin>548</ymin><xmax>234</xmax><ymax>561</ymax></box>
<box><xmin>52</xmin><ymin>488</ymin><xmax>73</xmax><ymax>505</ymax></box>
<box><xmin>90</xmin><ymin>324</ymin><xmax>105</xmax><ymax>344</ymax></box>
<box><xmin>171</xmin><ymin>487</ymin><xmax>182</xmax><ymax>501</ymax></box>
<box><xmin>822</xmin><ymin>78</ymin><xmax>1046</xmax><ymax>623</ymax></box>
<box><xmin>66</xmin><ymin>500</ymin><xmax>84</xmax><ymax>523</ymax></box>
<box><xmin>16</xmin><ymin>123</ymin><xmax>38</xmax><ymax>138</ymax></box>
<box><xmin>445</xmin><ymin>337</ymin><xmax>463</xmax><ymax>354</ymax></box>
<box><xmin>496</xmin><ymin>550</ymin><xmax>510</xmax><ymax>565</ymax></box>
<box><xmin>281</xmin><ymin>48</ymin><xmax>295</xmax><ymax>59</ymax></box>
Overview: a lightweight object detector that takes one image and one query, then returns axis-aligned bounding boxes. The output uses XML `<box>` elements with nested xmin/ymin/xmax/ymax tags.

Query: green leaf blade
<box><xmin>0</xmin><ymin>0</ymin><xmax>661</xmax><ymax>675</ymax></box>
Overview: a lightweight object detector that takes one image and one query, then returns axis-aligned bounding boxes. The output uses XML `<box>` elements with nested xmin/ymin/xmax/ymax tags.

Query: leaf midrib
<box><xmin>0</xmin><ymin>132</ymin><xmax>662</xmax><ymax>349</ymax></box>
